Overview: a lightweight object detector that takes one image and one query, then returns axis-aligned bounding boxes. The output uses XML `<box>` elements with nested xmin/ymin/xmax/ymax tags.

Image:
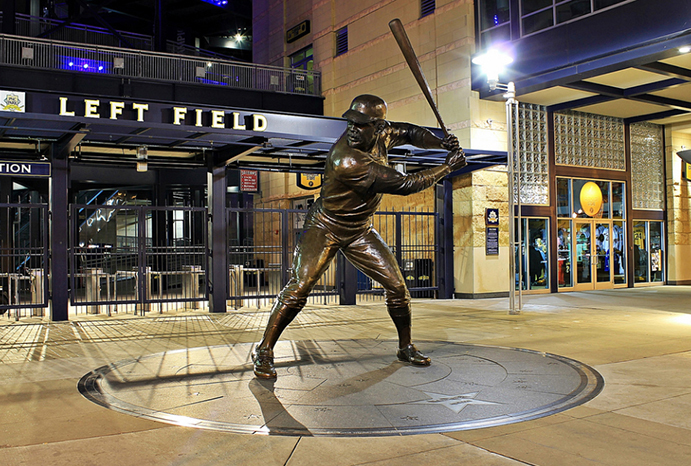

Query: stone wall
<box><xmin>666</xmin><ymin>129</ymin><xmax>691</xmax><ymax>284</ymax></box>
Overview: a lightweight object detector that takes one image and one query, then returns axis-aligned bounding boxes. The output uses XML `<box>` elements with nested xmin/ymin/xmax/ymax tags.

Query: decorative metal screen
<box><xmin>514</xmin><ymin>103</ymin><xmax>549</xmax><ymax>205</ymax></box>
<box><xmin>630</xmin><ymin>122</ymin><xmax>664</xmax><ymax>210</ymax></box>
<box><xmin>554</xmin><ymin>111</ymin><xmax>625</xmax><ymax>170</ymax></box>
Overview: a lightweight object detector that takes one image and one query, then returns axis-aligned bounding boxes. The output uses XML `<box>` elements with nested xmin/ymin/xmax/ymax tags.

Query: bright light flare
<box><xmin>671</xmin><ymin>314</ymin><xmax>691</xmax><ymax>325</ymax></box>
<box><xmin>472</xmin><ymin>48</ymin><xmax>514</xmax><ymax>84</ymax></box>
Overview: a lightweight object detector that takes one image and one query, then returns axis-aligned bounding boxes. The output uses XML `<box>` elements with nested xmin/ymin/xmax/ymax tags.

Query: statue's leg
<box><xmin>342</xmin><ymin>228</ymin><xmax>430</xmax><ymax>365</ymax></box>
<box><xmin>253</xmin><ymin>224</ymin><xmax>339</xmax><ymax>378</ymax></box>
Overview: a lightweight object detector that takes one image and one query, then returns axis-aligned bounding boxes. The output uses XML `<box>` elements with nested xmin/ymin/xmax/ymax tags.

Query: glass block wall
<box><xmin>554</xmin><ymin>111</ymin><xmax>625</xmax><ymax>170</ymax></box>
<box><xmin>630</xmin><ymin>122</ymin><xmax>664</xmax><ymax>210</ymax></box>
<box><xmin>514</xmin><ymin>103</ymin><xmax>549</xmax><ymax>205</ymax></box>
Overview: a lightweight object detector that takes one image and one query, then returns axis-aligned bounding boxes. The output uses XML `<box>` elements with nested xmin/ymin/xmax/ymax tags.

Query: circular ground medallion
<box><xmin>79</xmin><ymin>340</ymin><xmax>603</xmax><ymax>436</ymax></box>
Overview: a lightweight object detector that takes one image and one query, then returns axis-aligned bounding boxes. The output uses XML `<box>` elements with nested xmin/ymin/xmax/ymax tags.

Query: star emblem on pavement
<box><xmin>410</xmin><ymin>392</ymin><xmax>500</xmax><ymax>414</ymax></box>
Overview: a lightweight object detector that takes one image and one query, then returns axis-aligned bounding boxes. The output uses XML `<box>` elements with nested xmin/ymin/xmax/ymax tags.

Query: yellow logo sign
<box><xmin>580</xmin><ymin>181</ymin><xmax>603</xmax><ymax>217</ymax></box>
<box><xmin>297</xmin><ymin>173</ymin><xmax>322</xmax><ymax>190</ymax></box>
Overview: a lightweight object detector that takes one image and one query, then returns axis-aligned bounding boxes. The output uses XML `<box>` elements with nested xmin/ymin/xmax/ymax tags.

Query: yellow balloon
<box><xmin>580</xmin><ymin>181</ymin><xmax>603</xmax><ymax>217</ymax></box>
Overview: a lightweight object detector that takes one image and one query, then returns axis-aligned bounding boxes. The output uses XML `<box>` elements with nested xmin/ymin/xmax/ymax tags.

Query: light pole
<box><xmin>472</xmin><ymin>50</ymin><xmax>522</xmax><ymax>314</ymax></box>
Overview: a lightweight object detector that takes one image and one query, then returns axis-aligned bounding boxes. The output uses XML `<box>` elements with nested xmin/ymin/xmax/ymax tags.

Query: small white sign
<box><xmin>0</xmin><ymin>91</ymin><xmax>26</xmax><ymax>113</ymax></box>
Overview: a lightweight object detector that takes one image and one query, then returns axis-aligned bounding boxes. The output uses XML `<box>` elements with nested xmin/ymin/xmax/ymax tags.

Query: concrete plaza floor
<box><xmin>2</xmin><ymin>286</ymin><xmax>691</xmax><ymax>465</ymax></box>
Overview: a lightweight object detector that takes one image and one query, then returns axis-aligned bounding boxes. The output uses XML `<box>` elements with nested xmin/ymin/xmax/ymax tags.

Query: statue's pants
<box><xmin>280</xmin><ymin>221</ymin><xmax>411</xmax><ymax>310</ymax></box>
<box><xmin>257</xmin><ymin>215</ymin><xmax>412</xmax><ymax>350</ymax></box>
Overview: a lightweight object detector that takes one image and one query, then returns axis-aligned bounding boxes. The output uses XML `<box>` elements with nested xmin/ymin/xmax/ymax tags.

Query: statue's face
<box><xmin>346</xmin><ymin>121</ymin><xmax>378</xmax><ymax>151</ymax></box>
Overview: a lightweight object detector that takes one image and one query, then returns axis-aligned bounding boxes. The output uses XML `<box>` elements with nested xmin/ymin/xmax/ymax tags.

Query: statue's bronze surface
<box><xmin>252</xmin><ymin>94</ymin><xmax>466</xmax><ymax>378</ymax></box>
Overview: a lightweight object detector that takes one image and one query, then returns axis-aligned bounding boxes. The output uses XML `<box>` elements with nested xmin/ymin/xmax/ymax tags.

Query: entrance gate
<box><xmin>0</xmin><ymin>203</ymin><xmax>49</xmax><ymax>320</ymax></box>
<box><xmin>70</xmin><ymin>205</ymin><xmax>208</xmax><ymax>315</ymax></box>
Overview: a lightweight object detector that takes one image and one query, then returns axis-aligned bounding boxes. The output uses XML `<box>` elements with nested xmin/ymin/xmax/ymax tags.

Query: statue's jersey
<box><xmin>306</xmin><ymin>122</ymin><xmax>450</xmax><ymax>241</ymax></box>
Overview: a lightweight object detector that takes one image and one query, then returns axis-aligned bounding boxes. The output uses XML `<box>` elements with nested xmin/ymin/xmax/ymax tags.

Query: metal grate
<box><xmin>335</xmin><ymin>26</ymin><xmax>348</xmax><ymax>57</ymax></box>
<box><xmin>421</xmin><ymin>0</ymin><xmax>436</xmax><ymax>18</ymax></box>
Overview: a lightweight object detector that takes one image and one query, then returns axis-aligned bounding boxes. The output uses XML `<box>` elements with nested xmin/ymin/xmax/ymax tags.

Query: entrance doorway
<box><xmin>574</xmin><ymin>220</ymin><xmax>613</xmax><ymax>290</ymax></box>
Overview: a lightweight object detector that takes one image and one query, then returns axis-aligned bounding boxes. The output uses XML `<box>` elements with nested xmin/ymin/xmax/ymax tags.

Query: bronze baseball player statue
<box><xmin>252</xmin><ymin>94</ymin><xmax>466</xmax><ymax>378</ymax></box>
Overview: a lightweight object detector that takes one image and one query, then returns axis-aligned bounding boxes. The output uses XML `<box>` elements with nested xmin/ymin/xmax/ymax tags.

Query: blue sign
<box><xmin>0</xmin><ymin>161</ymin><xmax>51</xmax><ymax>177</ymax></box>
<box><xmin>486</xmin><ymin>208</ymin><xmax>499</xmax><ymax>225</ymax></box>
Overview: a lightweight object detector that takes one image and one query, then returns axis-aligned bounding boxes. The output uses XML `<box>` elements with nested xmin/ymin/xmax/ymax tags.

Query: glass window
<box><xmin>633</xmin><ymin>221</ymin><xmax>648</xmax><ymax>283</ymax></box>
<box><xmin>554</xmin><ymin>110</ymin><xmax>625</xmax><ymax>170</ymax></box>
<box><xmin>515</xmin><ymin>218</ymin><xmax>549</xmax><ymax>290</ymax></box>
<box><xmin>630</xmin><ymin>122</ymin><xmax>664</xmax><ymax>210</ymax></box>
<box><xmin>521</xmin><ymin>0</ymin><xmax>551</xmax><ymax>15</ymax></box>
<box><xmin>522</xmin><ymin>9</ymin><xmax>553</xmax><ymax>34</ymax></box>
<box><xmin>612</xmin><ymin>182</ymin><xmax>625</xmax><ymax>219</ymax></box>
<box><xmin>557</xmin><ymin>178</ymin><xmax>571</xmax><ymax>217</ymax></box>
<box><xmin>594</xmin><ymin>0</ymin><xmax>627</xmax><ymax>10</ymax></box>
<box><xmin>612</xmin><ymin>221</ymin><xmax>626</xmax><ymax>284</ymax></box>
<box><xmin>594</xmin><ymin>222</ymin><xmax>610</xmax><ymax>283</ymax></box>
<box><xmin>515</xmin><ymin>104</ymin><xmax>549</xmax><ymax>205</ymax></box>
<box><xmin>575</xmin><ymin>222</ymin><xmax>592</xmax><ymax>284</ymax></box>
<box><xmin>649</xmin><ymin>222</ymin><xmax>663</xmax><ymax>282</ymax></box>
<box><xmin>573</xmin><ymin>179</ymin><xmax>609</xmax><ymax>219</ymax></box>
<box><xmin>480</xmin><ymin>25</ymin><xmax>511</xmax><ymax>47</ymax></box>
<box><xmin>290</xmin><ymin>46</ymin><xmax>315</xmax><ymax>94</ymax></box>
<box><xmin>557</xmin><ymin>219</ymin><xmax>572</xmax><ymax>287</ymax></box>
<box><xmin>480</xmin><ymin>0</ymin><xmax>511</xmax><ymax>30</ymax></box>
<box><xmin>556</xmin><ymin>0</ymin><xmax>592</xmax><ymax>24</ymax></box>
<box><xmin>595</xmin><ymin>180</ymin><xmax>610</xmax><ymax>219</ymax></box>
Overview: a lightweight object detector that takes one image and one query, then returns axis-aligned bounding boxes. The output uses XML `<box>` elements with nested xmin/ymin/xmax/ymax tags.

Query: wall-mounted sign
<box><xmin>685</xmin><ymin>161</ymin><xmax>691</xmax><ymax>181</ymax></box>
<box><xmin>0</xmin><ymin>91</ymin><xmax>25</xmax><ymax>112</ymax></box>
<box><xmin>240</xmin><ymin>170</ymin><xmax>258</xmax><ymax>192</ymax></box>
<box><xmin>287</xmin><ymin>20</ymin><xmax>310</xmax><ymax>44</ymax></box>
<box><xmin>486</xmin><ymin>208</ymin><xmax>499</xmax><ymax>225</ymax></box>
<box><xmin>486</xmin><ymin>227</ymin><xmax>499</xmax><ymax>256</ymax></box>
<box><xmin>57</xmin><ymin>97</ymin><xmax>268</xmax><ymax>131</ymax></box>
<box><xmin>296</xmin><ymin>173</ymin><xmax>322</xmax><ymax>190</ymax></box>
<box><xmin>579</xmin><ymin>181</ymin><xmax>603</xmax><ymax>217</ymax></box>
<box><xmin>0</xmin><ymin>161</ymin><xmax>50</xmax><ymax>177</ymax></box>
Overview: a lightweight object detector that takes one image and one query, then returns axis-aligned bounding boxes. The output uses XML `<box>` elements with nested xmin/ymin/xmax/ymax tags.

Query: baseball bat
<box><xmin>389</xmin><ymin>18</ymin><xmax>449</xmax><ymax>138</ymax></box>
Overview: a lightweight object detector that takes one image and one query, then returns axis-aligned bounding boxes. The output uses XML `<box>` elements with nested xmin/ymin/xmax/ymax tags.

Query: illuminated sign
<box><xmin>287</xmin><ymin>20</ymin><xmax>310</xmax><ymax>44</ymax></box>
<box><xmin>57</xmin><ymin>97</ymin><xmax>268</xmax><ymax>131</ymax></box>
<box><xmin>296</xmin><ymin>173</ymin><xmax>322</xmax><ymax>190</ymax></box>
<box><xmin>0</xmin><ymin>91</ymin><xmax>25</xmax><ymax>112</ymax></box>
<box><xmin>685</xmin><ymin>161</ymin><xmax>691</xmax><ymax>181</ymax></box>
<box><xmin>0</xmin><ymin>161</ymin><xmax>51</xmax><ymax>177</ymax></box>
<box><xmin>579</xmin><ymin>181</ymin><xmax>603</xmax><ymax>217</ymax></box>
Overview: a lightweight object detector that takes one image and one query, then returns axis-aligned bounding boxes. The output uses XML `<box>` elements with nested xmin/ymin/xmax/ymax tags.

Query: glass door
<box><xmin>574</xmin><ymin>220</ymin><xmax>613</xmax><ymax>290</ymax></box>
<box><xmin>594</xmin><ymin>222</ymin><xmax>612</xmax><ymax>289</ymax></box>
<box><xmin>574</xmin><ymin>221</ymin><xmax>592</xmax><ymax>289</ymax></box>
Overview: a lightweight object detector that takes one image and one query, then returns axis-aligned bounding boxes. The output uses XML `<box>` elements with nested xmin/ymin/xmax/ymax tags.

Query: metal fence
<box><xmin>13</xmin><ymin>13</ymin><xmax>154</xmax><ymax>50</ymax></box>
<box><xmin>70</xmin><ymin>205</ymin><xmax>208</xmax><ymax>316</ymax></box>
<box><xmin>226</xmin><ymin>207</ymin><xmax>439</xmax><ymax>309</ymax></box>
<box><xmin>0</xmin><ymin>203</ymin><xmax>49</xmax><ymax>320</ymax></box>
<box><xmin>0</xmin><ymin>33</ymin><xmax>322</xmax><ymax>96</ymax></box>
<box><xmin>227</xmin><ymin>207</ymin><xmax>339</xmax><ymax>309</ymax></box>
<box><xmin>10</xmin><ymin>12</ymin><xmax>240</xmax><ymax>60</ymax></box>
<box><xmin>359</xmin><ymin>210</ymin><xmax>439</xmax><ymax>300</ymax></box>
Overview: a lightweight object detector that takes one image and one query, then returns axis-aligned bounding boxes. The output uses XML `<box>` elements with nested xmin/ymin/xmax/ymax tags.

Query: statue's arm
<box><xmin>387</xmin><ymin>123</ymin><xmax>447</xmax><ymax>150</ymax></box>
<box><xmin>367</xmin><ymin>162</ymin><xmax>450</xmax><ymax>195</ymax></box>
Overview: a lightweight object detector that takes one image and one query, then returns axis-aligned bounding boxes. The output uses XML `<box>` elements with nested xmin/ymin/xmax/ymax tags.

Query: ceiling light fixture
<box><xmin>679</xmin><ymin>46</ymin><xmax>691</xmax><ymax>54</ymax></box>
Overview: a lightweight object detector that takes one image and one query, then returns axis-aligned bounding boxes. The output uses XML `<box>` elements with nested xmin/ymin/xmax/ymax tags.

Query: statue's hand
<box><xmin>441</xmin><ymin>134</ymin><xmax>460</xmax><ymax>152</ymax></box>
<box><xmin>445</xmin><ymin>149</ymin><xmax>466</xmax><ymax>171</ymax></box>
